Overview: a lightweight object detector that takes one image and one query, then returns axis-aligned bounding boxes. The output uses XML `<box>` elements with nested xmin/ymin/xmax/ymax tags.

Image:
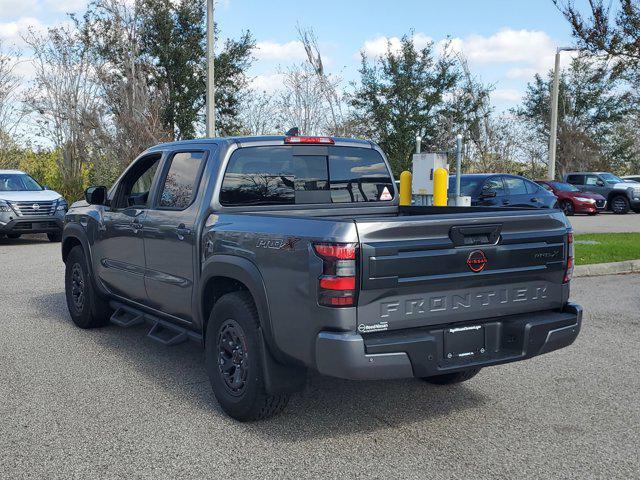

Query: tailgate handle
<box><xmin>449</xmin><ymin>224</ymin><xmax>501</xmax><ymax>246</ymax></box>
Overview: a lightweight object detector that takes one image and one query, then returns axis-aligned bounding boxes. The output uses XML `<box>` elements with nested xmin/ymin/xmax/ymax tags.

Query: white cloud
<box><xmin>255</xmin><ymin>40</ymin><xmax>307</xmax><ymax>61</ymax></box>
<box><xmin>0</xmin><ymin>16</ymin><xmax>46</xmax><ymax>47</ymax></box>
<box><xmin>492</xmin><ymin>88</ymin><xmax>522</xmax><ymax>103</ymax></box>
<box><xmin>250</xmin><ymin>73</ymin><xmax>286</xmax><ymax>93</ymax></box>
<box><xmin>359</xmin><ymin>32</ymin><xmax>432</xmax><ymax>58</ymax></box>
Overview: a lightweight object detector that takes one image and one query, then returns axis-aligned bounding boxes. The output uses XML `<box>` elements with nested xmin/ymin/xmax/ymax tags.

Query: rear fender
<box><xmin>200</xmin><ymin>255</ymin><xmax>306</xmax><ymax>394</ymax></box>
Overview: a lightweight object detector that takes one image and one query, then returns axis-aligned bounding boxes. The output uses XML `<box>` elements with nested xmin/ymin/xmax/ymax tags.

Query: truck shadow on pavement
<box><xmin>0</xmin><ymin>234</ymin><xmax>50</xmax><ymax>246</ymax></box>
<box><xmin>31</xmin><ymin>291</ymin><xmax>489</xmax><ymax>441</ymax></box>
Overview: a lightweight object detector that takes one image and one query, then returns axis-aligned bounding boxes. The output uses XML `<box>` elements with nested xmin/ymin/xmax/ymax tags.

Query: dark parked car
<box><xmin>564</xmin><ymin>172</ymin><xmax>640</xmax><ymax>214</ymax></box>
<box><xmin>449</xmin><ymin>174</ymin><xmax>558</xmax><ymax>209</ymax></box>
<box><xmin>536</xmin><ymin>180</ymin><xmax>606</xmax><ymax>216</ymax></box>
<box><xmin>62</xmin><ymin>136</ymin><xmax>581</xmax><ymax>421</ymax></box>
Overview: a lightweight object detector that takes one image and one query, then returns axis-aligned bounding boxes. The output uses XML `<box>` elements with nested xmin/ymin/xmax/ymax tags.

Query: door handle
<box><xmin>175</xmin><ymin>224</ymin><xmax>192</xmax><ymax>240</ymax></box>
<box><xmin>502</xmin><ymin>199</ymin><xmax>510</xmax><ymax>205</ymax></box>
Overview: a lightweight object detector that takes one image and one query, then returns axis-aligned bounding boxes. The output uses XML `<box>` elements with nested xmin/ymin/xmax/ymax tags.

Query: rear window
<box><xmin>219</xmin><ymin>146</ymin><xmax>394</xmax><ymax>206</ymax></box>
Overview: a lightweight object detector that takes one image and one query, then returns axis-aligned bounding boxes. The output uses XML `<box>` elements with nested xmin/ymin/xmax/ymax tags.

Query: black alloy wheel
<box><xmin>217</xmin><ymin>319</ymin><xmax>249</xmax><ymax>396</ymax></box>
<box><xmin>70</xmin><ymin>263</ymin><xmax>86</xmax><ymax>313</ymax></box>
<box><xmin>561</xmin><ymin>200</ymin><xmax>575</xmax><ymax>216</ymax></box>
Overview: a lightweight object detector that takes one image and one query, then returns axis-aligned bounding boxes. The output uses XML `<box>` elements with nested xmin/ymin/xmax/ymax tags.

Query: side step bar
<box><xmin>109</xmin><ymin>302</ymin><xmax>202</xmax><ymax>346</ymax></box>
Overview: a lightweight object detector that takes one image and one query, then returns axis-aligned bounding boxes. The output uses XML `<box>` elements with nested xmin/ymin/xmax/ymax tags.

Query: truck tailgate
<box><xmin>355</xmin><ymin>209</ymin><xmax>569</xmax><ymax>332</ymax></box>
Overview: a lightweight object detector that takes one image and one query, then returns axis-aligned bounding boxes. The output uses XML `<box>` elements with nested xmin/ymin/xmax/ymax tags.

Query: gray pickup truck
<box><xmin>62</xmin><ymin>135</ymin><xmax>582</xmax><ymax>421</ymax></box>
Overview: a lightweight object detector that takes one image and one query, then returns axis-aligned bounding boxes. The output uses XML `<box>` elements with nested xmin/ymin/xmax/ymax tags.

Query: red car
<box><xmin>536</xmin><ymin>180</ymin><xmax>606</xmax><ymax>216</ymax></box>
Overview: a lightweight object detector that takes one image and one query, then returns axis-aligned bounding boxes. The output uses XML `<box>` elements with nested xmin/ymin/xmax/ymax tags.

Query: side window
<box><xmin>158</xmin><ymin>151</ymin><xmax>205</xmax><ymax>210</ymax></box>
<box><xmin>524</xmin><ymin>180</ymin><xmax>539</xmax><ymax>194</ymax></box>
<box><xmin>114</xmin><ymin>154</ymin><xmax>161</xmax><ymax>209</ymax></box>
<box><xmin>481</xmin><ymin>177</ymin><xmax>506</xmax><ymax>196</ymax></box>
<box><xmin>220</xmin><ymin>146</ymin><xmax>295</xmax><ymax>206</ymax></box>
<box><xmin>566</xmin><ymin>175</ymin><xmax>583</xmax><ymax>185</ymax></box>
<box><xmin>539</xmin><ymin>183</ymin><xmax>552</xmax><ymax>191</ymax></box>
<box><xmin>584</xmin><ymin>175</ymin><xmax>599</xmax><ymax>186</ymax></box>
<box><xmin>504</xmin><ymin>177</ymin><xmax>528</xmax><ymax>195</ymax></box>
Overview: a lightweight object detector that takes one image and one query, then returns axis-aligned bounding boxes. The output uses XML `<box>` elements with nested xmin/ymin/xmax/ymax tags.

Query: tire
<box><xmin>7</xmin><ymin>233</ymin><xmax>21</xmax><ymax>239</ymax></box>
<box><xmin>47</xmin><ymin>232</ymin><xmax>62</xmax><ymax>242</ymax></box>
<box><xmin>205</xmin><ymin>291</ymin><xmax>289</xmax><ymax>421</ymax></box>
<box><xmin>64</xmin><ymin>246</ymin><xmax>111</xmax><ymax>329</ymax></box>
<box><xmin>560</xmin><ymin>200</ymin><xmax>575</xmax><ymax>216</ymax></box>
<box><xmin>421</xmin><ymin>367</ymin><xmax>481</xmax><ymax>385</ymax></box>
<box><xmin>610</xmin><ymin>195</ymin><xmax>630</xmax><ymax>214</ymax></box>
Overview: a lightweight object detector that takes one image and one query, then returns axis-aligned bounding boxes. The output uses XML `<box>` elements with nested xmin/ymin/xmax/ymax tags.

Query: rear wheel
<box><xmin>205</xmin><ymin>291</ymin><xmax>289</xmax><ymax>421</ymax></box>
<box><xmin>47</xmin><ymin>232</ymin><xmax>62</xmax><ymax>242</ymax></box>
<box><xmin>64</xmin><ymin>246</ymin><xmax>111</xmax><ymax>328</ymax></box>
<box><xmin>560</xmin><ymin>200</ymin><xmax>575</xmax><ymax>216</ymax></box>
<box><xmin>611</xmin><ymin>195</ymin><xmax>630</xmax><ymax>214</ymax></box>
<box><xmin>421</xmin><ymin>367</ymin><xmax>481</xmax><ymax>385</ymax></box>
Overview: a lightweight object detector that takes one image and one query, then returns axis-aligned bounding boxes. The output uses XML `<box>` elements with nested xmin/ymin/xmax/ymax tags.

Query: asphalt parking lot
<box><xmin>1</xmin><ymin>236</ymin><xmax>639</xmax><ymax>479</ymax></box>
<box><xmin>569</xmin><ymin>210</ymin><xmax>640</xmax><ymax>233</ymax></box>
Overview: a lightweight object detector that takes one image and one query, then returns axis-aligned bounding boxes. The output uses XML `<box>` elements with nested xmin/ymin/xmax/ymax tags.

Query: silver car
<box><xmin>0</xmin><ymin>169</ymin><xmax>67</xmax><ymax>241</ymax></box>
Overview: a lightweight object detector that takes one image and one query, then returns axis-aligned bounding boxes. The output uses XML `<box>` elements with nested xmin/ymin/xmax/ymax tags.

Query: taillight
<box><xmin>284</xmin><ymin>136</ymin><xmax>335</xmax><ymax>144</ymax></box>
<box><xmin>564</xmin><ymin>232</ymin><xmax>574</xmax><ymax>283</ymax></box>
<box><xmin>313</xmin><ymin>242</ymin><xmax>358</xmax><ymax>307</ymax></box>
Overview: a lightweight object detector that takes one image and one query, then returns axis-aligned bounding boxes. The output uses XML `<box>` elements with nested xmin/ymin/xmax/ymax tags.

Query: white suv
<box><xmin>0</xmin><ymin>170</ymin><xmax>67</xmax><ymax>241</ymax></box>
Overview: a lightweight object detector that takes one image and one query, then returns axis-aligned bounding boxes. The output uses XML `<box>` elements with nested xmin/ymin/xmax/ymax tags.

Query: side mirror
<box><xmin>481</xmin><ymin>190</ymin><xmax>497</xmax><ymax>198</ymax></box>
<box><xmin>85</xmin><ymin>186</ymin><xmax>107</xmax><ymax>205</ymax></box>
<box><xmin>596</xmin><ymin>180</ymin><xmax>605</xmax><ymax>187</ymax></box>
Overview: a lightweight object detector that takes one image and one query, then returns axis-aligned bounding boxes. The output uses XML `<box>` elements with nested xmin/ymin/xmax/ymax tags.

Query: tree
<box><xmin>349</xmin><ymin>34</ymin><xmax>458</xmax><ymax>174</ymax></box>
<box><xmin>554</xmin><ymin>0</ymin><xmax>640</xmax><ymax>77</ymax></box>
<box><xmin>516</xmin><ymin>56</ymin><xmax>630</xmax><ymax>177</ymax></box>
<box><xmin>139</xmin><ymin>0</ymin><xmax>254</xmax><ymax>138</ymax></box>
<box><xmin>0</xmin><ymin>41</ymin><xmax>26</xmax><ymax>166</ymax></box>
<box><xmin>80</xmin><ymin>0</ymin><xmax>171</xmax><ymax>184</ymax></box>
<box><xmin>24</xmin><ymin>25</ymin><xmax>103</xmax><ymax>200</ymax></box>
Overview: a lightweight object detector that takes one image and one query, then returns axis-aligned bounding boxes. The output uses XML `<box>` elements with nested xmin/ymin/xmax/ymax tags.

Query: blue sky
<box><xmin>0</xmin><ymin>0</ymin><xmax>583</xmax><ymax>109</ymax></box>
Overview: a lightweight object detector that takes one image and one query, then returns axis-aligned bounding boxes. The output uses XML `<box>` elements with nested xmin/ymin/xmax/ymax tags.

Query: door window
<box><xmin>524</xmin><ymin>180</ymin><xmax>540</xmax><ymax>194</ymax></box>
<box><xmin>113</xmin><ymin>154</ymin><xmax>161</xmax><ymax>209</ymax></box>
<box><xmin>158</xmin><ymin>152</ymin><xmax>206</xmax><ymax>210</ymax></box>
<box><xmin>504</xmin><ymin>177</ymin><xmax>528</xmax><ymax>195</ymax></box>
<box><xmin>584</xmin><ymin>175</ymin><xmax>600</xmax><ymax>186</ymax></box>
<box><xmin>481</xmin><ymin>177</ymin><xmax>506</xmax><ymax>196</ymax></box>
<box><xmin>566</xmin><ymin>175</ymin><xmax>584</xmax><ymax>185</ymax></box>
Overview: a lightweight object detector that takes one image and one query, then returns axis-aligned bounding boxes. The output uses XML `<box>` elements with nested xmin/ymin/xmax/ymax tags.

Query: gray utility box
<box><xmin>412</xmin><ymin>153</ymin><xmax>449</xmax><ymax>196</ymax></box>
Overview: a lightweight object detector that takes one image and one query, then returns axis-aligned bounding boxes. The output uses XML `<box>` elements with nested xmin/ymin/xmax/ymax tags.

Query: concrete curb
<box><xmin>574</xmin><ymin>259</ymin><xmax>640</xmax><ymax>277</ymax></box>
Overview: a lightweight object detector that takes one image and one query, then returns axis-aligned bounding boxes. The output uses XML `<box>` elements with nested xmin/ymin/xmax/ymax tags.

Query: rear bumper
<box><xmin>315</xmin><ymin>303</ymin><xmax>582</xmax><ymax>380</ymax></box>
<box><xmin>0</xmin><ymin>216</ymin><xmax>63</xmax><ymax>234</ymax></box>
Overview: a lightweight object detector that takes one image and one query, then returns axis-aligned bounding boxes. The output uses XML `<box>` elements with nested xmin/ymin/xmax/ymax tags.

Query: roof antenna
<box><xmin>285</xmin><ymin>127</ymin><xmax>299</xmax><ymax>136</ymax></box>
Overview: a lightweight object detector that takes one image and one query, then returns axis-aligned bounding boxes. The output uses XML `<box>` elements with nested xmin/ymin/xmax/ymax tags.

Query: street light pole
<box><xmin>548</xmin><ymin>47</ymin><xmax>577</xmax><ymax>180</ymax></box>
<box><xmin>206</xmin><ymin>0</ymin><xmax>215</xmax><ymax>137</ymax></box>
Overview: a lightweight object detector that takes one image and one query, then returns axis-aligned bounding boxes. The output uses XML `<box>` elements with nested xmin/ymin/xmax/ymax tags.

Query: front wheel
<box><xmin>421</xmin><ymin>367</ymin><xmax>481</xmax><ymax>385</ymax></box>
<box><xmin>611</xmin><ymin>195</ymin><xmax>630</xmax><ymax>214</ymax></box>
<box><xmin>561</xmin><ymin>200</ymin><xmax>575</xmax><ymax>216</ymax></box>
<box><xmin>64</xmin><ymin>246</ymin><xmax>111</xmax><ymax>328</ymax></box>
<box><xmin>205</xmin><ymin>291</ymin><xmax>289</xmax><ymax>421</ymax></box>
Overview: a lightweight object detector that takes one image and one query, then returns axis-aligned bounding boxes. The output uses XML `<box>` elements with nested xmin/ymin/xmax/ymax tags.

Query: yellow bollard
<box><xmin>399</xmin><ymin>171</ymin><xmax>412</xmax><ymax>206</ymax></box>
<box><xmin>433</xmin><ymin>168</ymin><xmax>448</xmax><ymax>206</ymax></box>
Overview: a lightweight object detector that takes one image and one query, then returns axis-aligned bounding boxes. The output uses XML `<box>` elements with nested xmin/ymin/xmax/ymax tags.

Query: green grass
<box><xmin>574</xmin><ymin>233</ymin><xmax>640</xmax><ymax>265</ymax></box>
